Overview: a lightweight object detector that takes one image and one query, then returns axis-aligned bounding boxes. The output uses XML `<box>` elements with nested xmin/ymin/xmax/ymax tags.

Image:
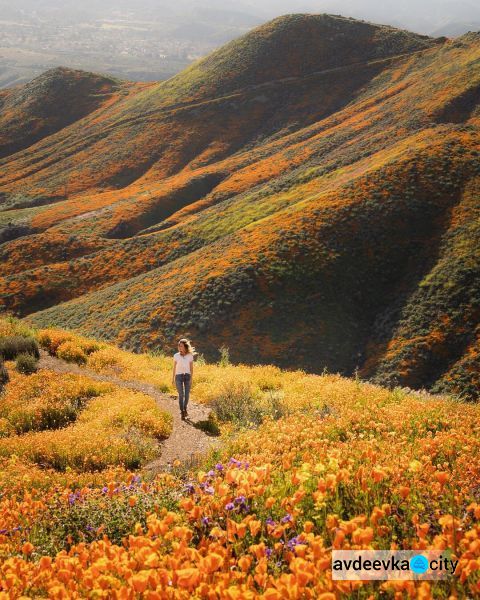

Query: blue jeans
<box><xmin>175</xmin><ymin>373</ymin><xmax>191</xmax><ymax>412</ymax></box>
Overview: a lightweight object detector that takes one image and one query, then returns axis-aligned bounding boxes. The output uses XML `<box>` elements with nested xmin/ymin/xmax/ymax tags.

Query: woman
<box><xmin>172</xmin><ymin>338</ymin><xmax>195</xmax><ymax>420</ymax></box>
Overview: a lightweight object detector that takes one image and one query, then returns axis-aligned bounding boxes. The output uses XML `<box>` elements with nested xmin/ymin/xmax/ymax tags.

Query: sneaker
<box><xmin>184</xmin><ymin>409</ymin><xmax>189</xmax><ymax>418</ymax></box>
<box><xmin>181</xmin><ymin>410</ymin><xmax>185</xmax><ymax>420</ymax></box>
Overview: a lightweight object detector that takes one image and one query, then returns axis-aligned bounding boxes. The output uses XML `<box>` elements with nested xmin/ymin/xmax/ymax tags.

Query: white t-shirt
<box><xmin>174</xmin><ymin>352</ymin><xmax>194</xmax><ymax>375</ymax></box>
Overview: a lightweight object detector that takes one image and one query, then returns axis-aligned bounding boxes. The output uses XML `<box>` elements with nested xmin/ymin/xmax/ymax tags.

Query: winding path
<box><xmin>38</xmin><ymin>350</ymin><xmax>220</xmax><ymax>473</ymax></box>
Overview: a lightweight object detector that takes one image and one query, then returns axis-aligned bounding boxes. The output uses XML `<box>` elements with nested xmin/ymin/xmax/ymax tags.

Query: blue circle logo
<box><xmin>410</xmin><ymin>555</ymin><xmax>429</xmax><ymax>574</ymax></box>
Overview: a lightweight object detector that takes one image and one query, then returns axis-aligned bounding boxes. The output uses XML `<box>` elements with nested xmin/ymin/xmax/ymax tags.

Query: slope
<box><xmin>0</xmin><ymin>14</ymin><xmax>443</xmax><ymax>204</ymax></box>
<box><xmin>0</xmin><ymin>16</ymin><xmax>479</xmax><ymax>399</ymax></box>
<box><xmin>0</xmin><ymin>67</ymin><xmax>130</xmax><ymax>161</ymax></box>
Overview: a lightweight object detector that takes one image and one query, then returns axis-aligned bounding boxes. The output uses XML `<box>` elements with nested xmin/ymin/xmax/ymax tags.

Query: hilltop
<box><xmin>0</xmin><ymin>14</ymin><xmax>479</xmax><ymax>399</ymax></box>
<box><xmin>136</xmin><ymin>13</ymin><xmax>440</xmax><ymax>105</ymax></box>
<box><xmin>0</xmin><ymin>68</ymin><xmax>131</xmax><ymax>160</ymax></box>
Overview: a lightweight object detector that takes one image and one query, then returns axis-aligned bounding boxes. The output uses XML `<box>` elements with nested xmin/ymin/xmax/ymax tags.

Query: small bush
<box><xmin>210</xmin><ymin>382</ymin><xmax>286</xmax><ymax>428</ymax></box>
<box><xmin>0</xmin><ymin>417</ymin><xmax>13</xmax><ymax>437</ymax></box>
<box><xmin>264</xmin><ymin>390</ymin><xmax>287</xmax><ymax>421</ymax></box>
<box><xmin>0</xmin><ymin>336</ymin><xmax>40</xmax><ymax>361</ymax></box>
<box><xmin>37</xmin><ymin>330</ymin><xmax>73</xmax><ymax>355</ymax></box>
<box><xmin>15</xmin><ymin>353</ymin><xmax>38</xmax><ymax>375</ymax></box>
<box><xmin>38</xmin><ymin>328</ymin><xmax>105</xmax><ymax>357</ymax></box>
<box><xmin>256</xmin><ymin>365</ymin><xmax>283</xmax><ymax>391</ymax></box>
<box><xmin>195</xmin><ymin>353</ymin><xmax>206</xmax><ymax>366</ymax></box>
<box><xmin>147</xmin><ymin>348</ymin><xmax>166</xmax><ymax>359</ymax></box>
<box><xmin>79</xmin><ymin>340</ymin><xmax>103</xmax><ymax>355</ymax></box>
<box><xmin>218</xmin><ymin>345</ymin><xmax>230</xmax><ymax>367</ymax></box>
<box><xmin>57</xmin><ymin>341</ymin><xmax>87</xmax><ymax>365</ymax></box>
<box><xmin>0</xmin><ymin>316</ymin><xmax>36</xmax><ymax>339</ymax></box>
<box><xmin>155</xmin><ymin>383</ymin><xmax>170</xmax><ymax>393</ymax></box>
<box><xmin>87</xmin><ymin>348</ymin><xmax>121</xmax><ymax>373</ymax></box>
<box><xmin>0</xmin><ymin>360</ymin><xmax>9</xmax><ymax>390</ymax></box>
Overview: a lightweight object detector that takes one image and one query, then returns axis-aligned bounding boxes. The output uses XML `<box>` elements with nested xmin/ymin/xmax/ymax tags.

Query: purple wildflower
<box><xmin>225</xmin><ymin>502</ymin><xmax>235</xmax><ymax>511</ymax></box>
<box><xmin>184</xmin><ymin>483</ymin><xmax>195</xmax><ymax>494</ymax></box>
<box><xmin>281</xmin><ymin>514</ymin><xmax>292</xmax><ymax>524</ymax></box>
<box><xmin>232</xmin><ymin>495</ymin><xmax>249</xmax><ymax>512</ymax></box>
<box><xmin>287</xmin><ymin>536</ymin><xmax>302</xmax><ymax>550</ymax></box>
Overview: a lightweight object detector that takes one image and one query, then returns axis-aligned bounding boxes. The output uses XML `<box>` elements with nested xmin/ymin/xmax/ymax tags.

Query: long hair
<box><xmin>178</xmin><ymin>338</ymin><xmax>195</xmax><ymax>355</ymax></box>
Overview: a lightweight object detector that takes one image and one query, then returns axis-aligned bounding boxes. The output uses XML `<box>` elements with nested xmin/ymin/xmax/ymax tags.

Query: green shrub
<box><xmin>15</xmin><ymin>353</ymin><xmax>38</xmax><ymax>375</ymax></box>
<box><xmin>210</xmin><ymin>382</ymin><xmax>286</xmax><ymax>428</ymax></box>
<box><xmin>0</xmin><ymin>316</ymin><xmax>36</xmax><ymax>339</ymax></box>
<box><xmin>155</xmin><ymin>383</ymin><xmax>170</xmax><ymax>393</ymax></box>
<box><xmin>80</xmin><ymin>340</ymin><xmax>103</xmax><ymax>355</ymax></box>
<box><xmin>218</xmin><ymin>345</ymin><xmax>230</xmax><ymax>367</ymax></box>
<box><xmin>0</xmin><ymin>360</ymin><xmax>8</xmax><ymax>390</ymax></box>
<box><xmin>0</xmin><ymin>336</ymin><xmax>40</xmax><ymax>361</ymax></box>
<box><xmin>195</xmin><ymin>353</ymin><xmax>206</xmax><ymax>366</ymax></box>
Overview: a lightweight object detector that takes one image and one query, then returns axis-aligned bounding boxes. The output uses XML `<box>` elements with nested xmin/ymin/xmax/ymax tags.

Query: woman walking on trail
<box><xmin>172</xmin><ymin>338</ymin><xmax>195</xmax><ymax>420</ymax></box>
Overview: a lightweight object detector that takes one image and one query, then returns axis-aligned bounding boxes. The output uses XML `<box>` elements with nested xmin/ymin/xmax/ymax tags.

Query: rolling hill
<box><xmin>0</xmin><ymin>14</ymin><xmax>479</xmax><ymax>399</ymax></box>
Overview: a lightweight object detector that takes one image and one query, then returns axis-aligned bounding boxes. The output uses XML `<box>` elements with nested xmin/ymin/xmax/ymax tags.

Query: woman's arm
<box><xmin>190</xmin><ymin>357</ymin><xmax>194</xmax><ymax>383</ymax></box>
<box><xmin>172</xmin><ymin>360</ymin><xmax>176</xmax><ymax>386</ymax></box>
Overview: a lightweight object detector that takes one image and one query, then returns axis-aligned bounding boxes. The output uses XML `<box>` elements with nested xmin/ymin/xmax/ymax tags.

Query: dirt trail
<box><xmin>38</xmin><ymin>351</ymin><xmax>220</xmax><ymax>473</ymax></box>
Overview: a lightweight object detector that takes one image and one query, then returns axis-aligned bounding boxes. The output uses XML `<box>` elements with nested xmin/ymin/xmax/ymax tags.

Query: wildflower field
<box><xmin>0</xmin><ymin>317</ymin><xmax>479</xmax><ymax>598</ymax></box>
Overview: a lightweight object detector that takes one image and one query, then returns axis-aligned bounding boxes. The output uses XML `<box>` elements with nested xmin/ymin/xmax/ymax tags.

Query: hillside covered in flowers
<box><xmin>0</xmin><ymin>316</ymin><xmax>479</xmax><ymax>597</ymax></box>
<box><xmin>0</xmin><ymin>13</ymin><xmax>479</xmax><ymax>399</ymax></box>
<box><xmin>0</xmin><ymin>320</ymin><xmax>480</xmax><ymax>600</ymax></box>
